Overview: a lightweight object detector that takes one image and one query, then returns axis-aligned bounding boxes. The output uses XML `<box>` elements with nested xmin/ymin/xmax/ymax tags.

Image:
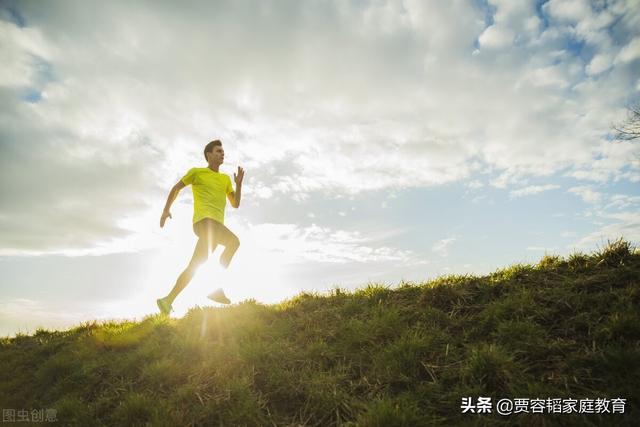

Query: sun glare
<box><xmin>132</xmin><ymin>213</ymin><xmax>295</xmax><ymax>318</ymax></box>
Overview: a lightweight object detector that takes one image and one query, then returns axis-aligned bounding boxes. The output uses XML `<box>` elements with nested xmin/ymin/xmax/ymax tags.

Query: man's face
<box><xmin>209</xmin><ymin>146</ymin><xmax>224</xmax><ymax>164</ymax></box>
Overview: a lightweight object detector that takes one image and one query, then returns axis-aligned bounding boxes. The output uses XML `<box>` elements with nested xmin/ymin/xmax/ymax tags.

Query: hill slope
<box><xmin>1</xmin><ymin>240</ymin><xmax>639</xmax><ymax>426</ymax></box>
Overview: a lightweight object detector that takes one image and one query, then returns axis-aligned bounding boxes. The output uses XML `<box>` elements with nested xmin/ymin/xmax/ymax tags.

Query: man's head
<box><xmin>204</xmin><ymin>140</ymin><xmax>224</xmax><ymax>165</ymax></box>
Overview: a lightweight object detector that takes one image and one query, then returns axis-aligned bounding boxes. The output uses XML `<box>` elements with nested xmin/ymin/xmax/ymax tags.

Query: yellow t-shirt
<box><xmin>181</xmin><ymin>167</ymin><xmax>233</xmax><ymax>224</ymax></box>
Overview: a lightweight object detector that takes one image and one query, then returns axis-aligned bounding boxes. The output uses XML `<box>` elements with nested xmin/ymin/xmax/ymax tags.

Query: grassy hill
<box><xmin>1</xmin><ymin>240</ymin><xmax>639</xmax><ymax>426</ymax></box>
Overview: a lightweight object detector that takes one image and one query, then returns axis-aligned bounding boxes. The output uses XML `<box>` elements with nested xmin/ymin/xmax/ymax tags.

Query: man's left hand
<box><xmin>234</xmin><ymin>166</ymin><xmax>245</xmax><ymax>186</ymax></box>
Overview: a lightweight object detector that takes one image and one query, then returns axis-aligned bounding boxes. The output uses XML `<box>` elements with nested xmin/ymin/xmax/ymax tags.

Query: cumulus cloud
<box><xmin>568</xmin><ymin>140</ymin><xmax>640</xmax><ymax>183</ymax></box>
<box><xmin>1</xmin><ymin>0</ymin><xmax>639</xmax><ymax>254</ymax></box>
<box><xmin>586</xmin><ymin>53</ymin><xmax>613</xmax><ymax>75</ymax></box>
<box><xmin>572</xmin><ymin>211</ymin><xmax>640</xmax><ymax>250</ymax></box>
<box><xmin>0</xmin><ymin>100</ymin><xmax>166</xmax><ymax>254</ymax></box>
<box><xmin>0</xmin><ymin>298</ymin><xmax>90</xmax><ymax>336</ymax></box>
<box><xmin>0</xmin><ymin>17</ymin><xmax>53</xmax><ymax>87</ymax></box>
<box><xmin>467</xmin><ymin>179</ymin><xmax>484</xmax><ymax>189</ymax></box>
<box><xmin>543</xmin><ymin>0</ymin><xmax>592</xmax><ymax>23</ymax></box>
<box><xmin>432</xmin><ymin>237</ymin><xmax>456</xmax><ymax>257</ymax></box>
<box><xmin>246</xmin><ymin>222</ymin><xmax>413</xmax><ymax>264</ymax></box>
<box><xmin>510</xmin><ymin>184</ymin><xmax>561</xmax><ymax>197</ymax></box>
<box><xmin>478</xmin><ymin>0</ymin><xmax>540</xmax><ymax>49</ymax></box>
<box><xmin>568</xmin><ymin>188</ymin><xmax>640</xmax><ymax>250</ymax></box>
<box><xmin>568</xmin><ymin>186</ymin><xmax>603</xmax><ymax>203</ymax></box>
<box><xmin>478</xmin><ymin>25</ymin><xmax>514</xmax><ymax>49</ymax></box>
<box><xmin>615</xmin><ymin>36</ymin><xmax>640</xmax><ymax>64</ymax></box>
<box><xmin>605</xmin><ymin>194</ymin><xmax>640</xmax><ymax>210</ymax></box>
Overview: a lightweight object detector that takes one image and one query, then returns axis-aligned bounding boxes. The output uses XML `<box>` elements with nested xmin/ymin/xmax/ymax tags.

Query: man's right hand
<box><xmin>160</xmin><ymin>210</ymin><xmax>172</xmax><ymax>228</ymax></box>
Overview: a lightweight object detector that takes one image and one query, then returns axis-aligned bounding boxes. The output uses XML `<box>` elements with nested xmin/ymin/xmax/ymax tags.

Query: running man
<box><xmin>157</xmin><ymin>139</ymin><xmax>244</xmax><ymax>315</ymax></box>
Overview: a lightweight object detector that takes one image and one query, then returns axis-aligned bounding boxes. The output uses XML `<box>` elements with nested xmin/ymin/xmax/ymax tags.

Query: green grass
<box><xmin>1</xmin><ymin>239</ymin><xmax>638</xmax><ymax>426</ymax></box>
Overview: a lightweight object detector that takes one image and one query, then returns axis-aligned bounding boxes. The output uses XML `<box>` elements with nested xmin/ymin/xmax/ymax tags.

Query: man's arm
<box><xmin>160</xmin><ymin>180</ymin><xmax>186</xmax><ymax>227</ymax></box>
<box><xmin>227</xmin><ymin>166</ymin><xmax>244</xmax><ymax>208</ymax></box>
<box><xmin>227</xmin><ymin>188</ymin><xmax>241</xmax><ymax>208</ymax></box>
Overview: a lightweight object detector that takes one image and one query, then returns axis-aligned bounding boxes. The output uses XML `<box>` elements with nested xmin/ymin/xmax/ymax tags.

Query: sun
<box><xmin>143</xmin><ymin>218</ymin><xmax>293</xmax><ymax>317</ymax></box>
<box><xmin>118</xmin><ymin>205</ymin><xmax>297</xmax><ymax>318</ymax></box>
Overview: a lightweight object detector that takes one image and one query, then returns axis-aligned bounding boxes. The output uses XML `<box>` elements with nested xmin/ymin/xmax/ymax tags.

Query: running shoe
<box><xmin>156</xmin><ymin>297</ymin><xmax>173</xmax><ymax>315</ymax></box>
<box><xmin>207</xmin><ymin>288</ymin><xmax>231</xmax><ymax>304</ymax></box>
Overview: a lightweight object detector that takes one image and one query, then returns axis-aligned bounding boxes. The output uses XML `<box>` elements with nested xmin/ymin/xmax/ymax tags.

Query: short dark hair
<box><xmin>204</xmin><ymin>140</ymin><xmax>222</xmax><ymax>161</ymax></box>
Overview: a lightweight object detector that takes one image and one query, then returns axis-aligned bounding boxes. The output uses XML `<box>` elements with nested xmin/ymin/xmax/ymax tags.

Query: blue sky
<box><xmin>1</xmin><ymin>0</ymin><xmax>639</xmax><ymax>336</ymax></box>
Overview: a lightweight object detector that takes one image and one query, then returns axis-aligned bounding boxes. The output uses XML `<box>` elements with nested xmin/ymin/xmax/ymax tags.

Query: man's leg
<box><xmin>165</xmin><ymin>236</ymin><xmax>209</xmax><ymax>304</ymax></box>
<box><xmin>216</xmin><ymin>223</ymin><xmax>240</xmax><ymax>269</ymax></box>
<box><xmin>206</xmin><ymin>222</ymin><xmax>239</xmax><ymax>305</ymax></box>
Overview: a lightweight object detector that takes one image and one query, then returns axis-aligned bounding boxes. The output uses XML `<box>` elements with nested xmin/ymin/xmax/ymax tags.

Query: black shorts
<box><xmin>192</xmin><ymin>218</ymin><xmax>239</xmax><ymax>248</ymax></box>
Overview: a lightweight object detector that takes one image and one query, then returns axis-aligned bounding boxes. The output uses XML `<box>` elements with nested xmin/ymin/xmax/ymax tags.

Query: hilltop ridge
<box><xmin>1</xmin><ymin>240</ymin><xmax>638</xmax><ymax>426</ymax></box>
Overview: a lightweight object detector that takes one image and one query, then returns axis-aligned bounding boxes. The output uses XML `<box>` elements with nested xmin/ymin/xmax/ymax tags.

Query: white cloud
<box><xmin>544</xmin><ymin>0</ymin><xmax>592</xmax><ymax>23</ymax></box>
<box><xmin>478</xmin><ymin>25</ymin><xmax>514</xmax><ymax>49</ymax></box>
<box><xmin>467</xmin><ymin>180</ymin><xmax>484</xmax><ymax>189</ymax></box>
<box><xmin>1</xmin><ymin>1</ymin><xmax>639</xmax><ymax>254</ymax></box>
<box><xmin>0</xmin><ymin>18</ymin><xmax>54</xmax><ymax>87</ymax></box>
<box><xmin>510</xmin><ymin>184</ymin><xmax>560</xmax><ymax>197</ymax></box>
<box><xmin>432</xmin><ymin>237</ymin><xmax>456</xmax><ymax>257</ymax></box>
<box><xmin>520</xmin><ymin>65</ymin><xmax>571</xmax><ymax>89</ymax></box>
<box><xmin>245</xmin><ymin>222</ymin><xmax>413</xmax><ymax>264</ymax></box>
<box><xmin>568</xmin><ymin>186</ymin><xmax>603</xmax><ymax>203</ymax></box>
<box><xmin>246</xmin><ymin>183</ymin><xmax>274</xmax><ymax>200</ymax></box>
<box><xmin>572</xmin><ymin>211</ymin><xmax>640</xmax><ymax>249</ymax></box>
<box><xmin>605</xmin><ymin>194</ymin><xmax>640</xmax><ymax>210</ymax></box>
<box><xmin>586</xmin><ymin>53</ymin><xmax>613</xmax><ymax>75</ymax></box>
<box><xmin>615</xmin><ymin>36</ymin><xmax>640</xmax><ymax>64</ymax></box>
<box><xmin>478</xmin><ymin>0</ymin><xmax>541</xmax><ymax>50</ymax></box>
<box><xmin>568</xmin><ymin>140</ymin><xmax>640</xmax><ymax>183</ymax></box>
<box><xmin>0</xmin><ymin>298</ymin><xmax>89</xmax><ymax>336</ymax></box>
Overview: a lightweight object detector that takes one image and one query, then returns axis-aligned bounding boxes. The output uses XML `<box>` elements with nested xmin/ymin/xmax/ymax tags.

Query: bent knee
<box><xmin>223</xmin><ymin>232</ymin><xmax>239</xmax><ymax>249</ymax></box>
